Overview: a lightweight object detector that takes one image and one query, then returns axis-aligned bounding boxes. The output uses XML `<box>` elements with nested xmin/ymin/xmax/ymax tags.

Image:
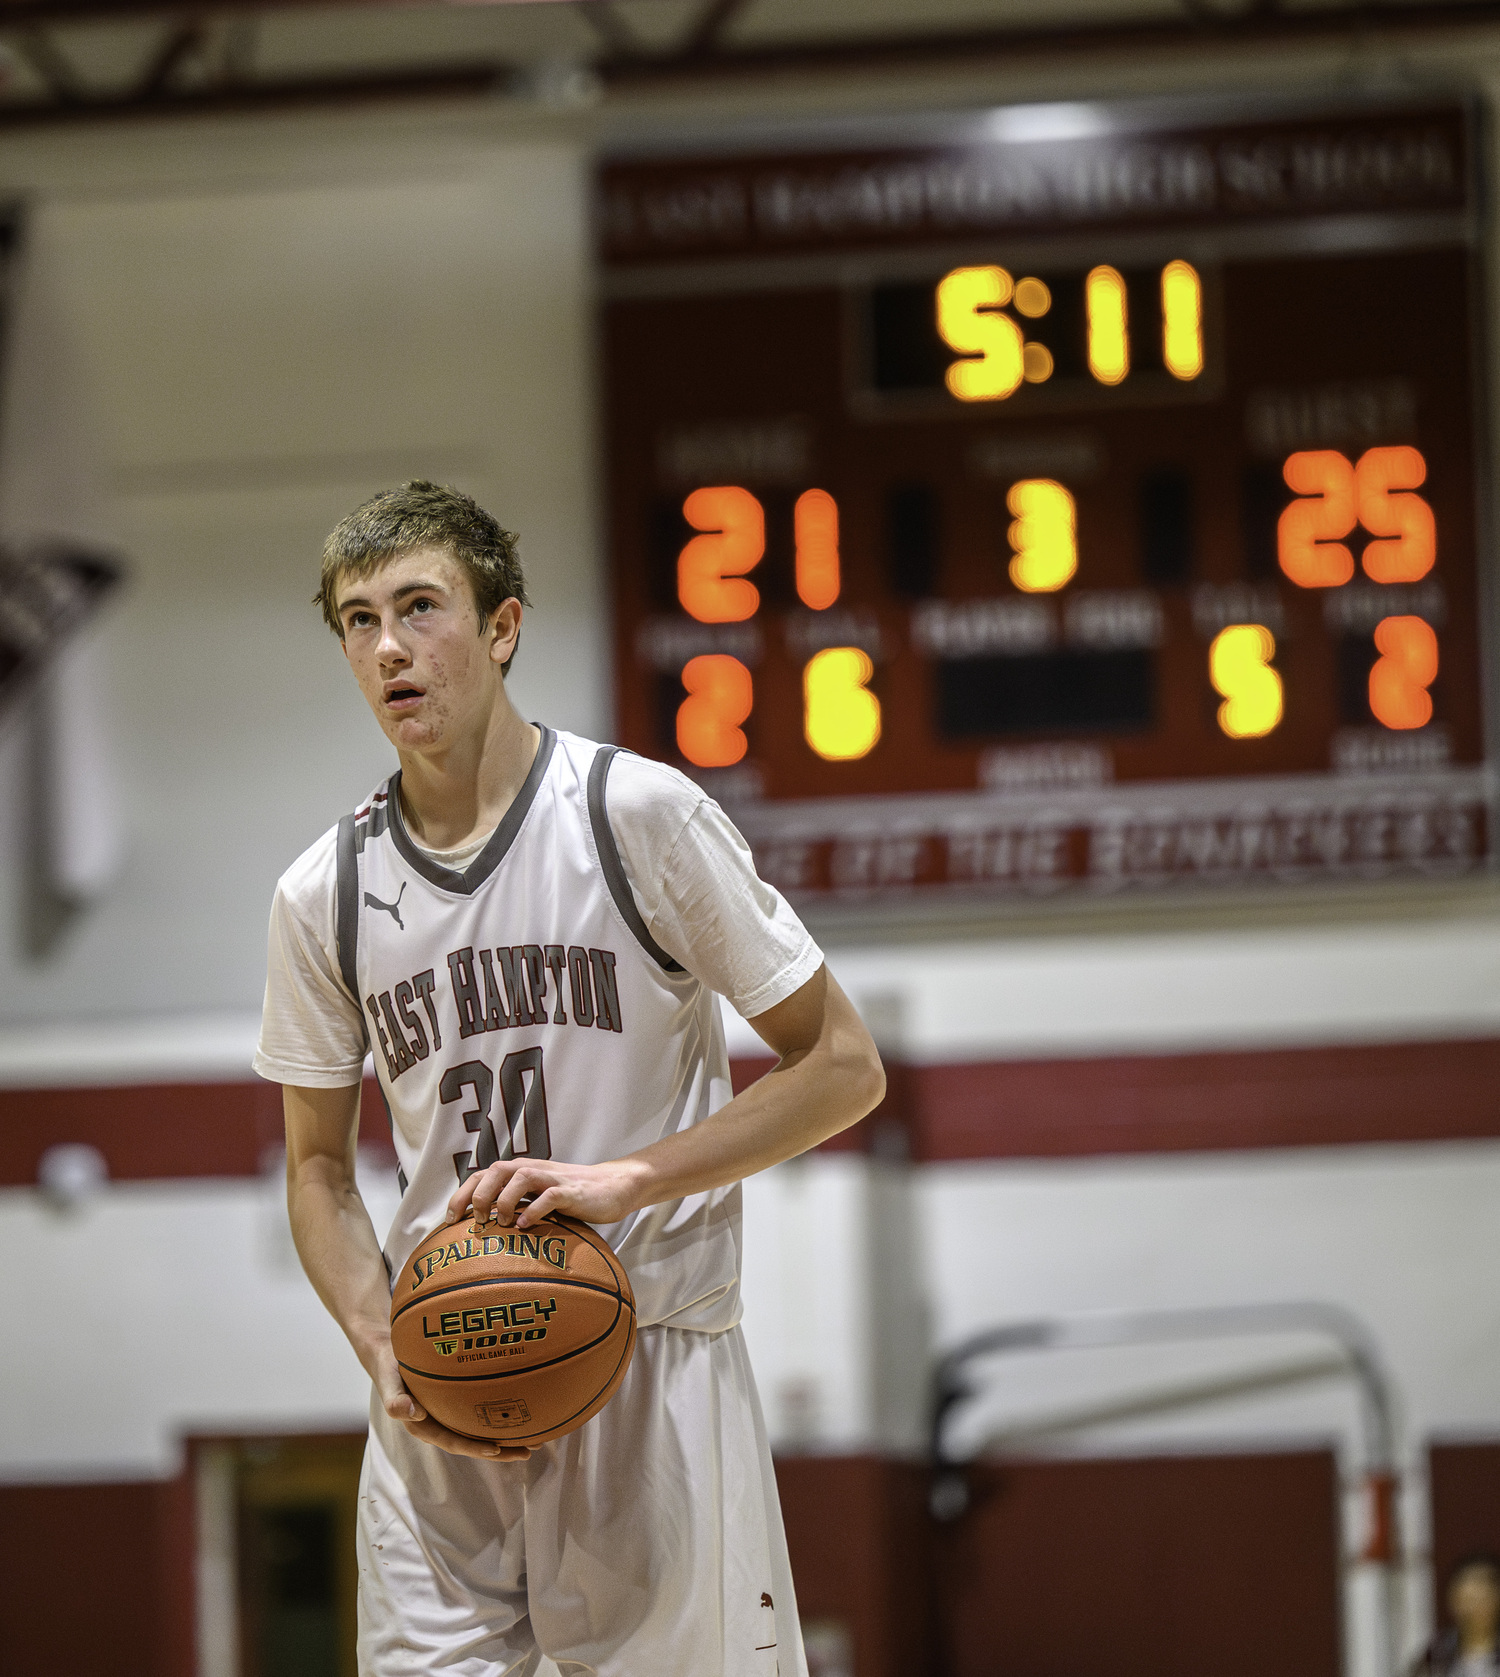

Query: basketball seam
<box><xmin>391</xmin><ymin>1272</ymin><xmax>625</xmax><ymax>1327</ymax></box>
<box><xmin>454</xmin><ymin>1315</ymin><xmax>638</xmax><ymax>1446</ymax></box>
<box><xmin>404</xmin><ymin>1213</ymin><xmax>621</xmax><ymax>1270</ymax></box>
<box><xmin>395</xmin><ymin>1295</ymin><xmax>635</xmax><ymax>1383</ymax></box>
<box><xmin>498</xmin><ymin>1315</ymin><xmax>636</xmax><ymax>1446</ymax></box>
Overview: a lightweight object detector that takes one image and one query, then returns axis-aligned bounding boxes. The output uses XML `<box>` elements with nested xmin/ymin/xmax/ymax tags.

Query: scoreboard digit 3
<box><xmin>599</xmin><ymin>98</ymin><xmax>1492</xmax><ymax>906</ymax></box>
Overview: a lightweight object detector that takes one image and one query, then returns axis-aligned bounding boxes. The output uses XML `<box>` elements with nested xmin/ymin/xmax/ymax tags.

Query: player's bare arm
<box><xmin>447</xmin><ymin>960</ymin><xmax>884</xmax><ymax>1231</ymax></box>
<box><xmin>284</xmin><ymin>1082</ymin><xmax>532</xmax><ymax>1463</ymax></box>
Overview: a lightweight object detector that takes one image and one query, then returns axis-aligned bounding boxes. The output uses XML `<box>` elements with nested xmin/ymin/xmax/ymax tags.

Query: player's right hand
<box><xmin>397</xmin><ymin>1406</ymin><xmax>533</xmax><ymax>1462</ymax></box>
<box><xmin>372</xmin><ymin>1340</ymin><xmax>531</xmax><ymax>1462</ymax></box>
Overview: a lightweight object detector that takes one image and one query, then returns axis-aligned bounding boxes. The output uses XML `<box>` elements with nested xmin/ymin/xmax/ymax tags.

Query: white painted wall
<box><xmin>921</xmin><ymin>1141</ymin><xmax>1500</xmax><ymax>1454</ymax></box>
<box><xmin>0</xmin><ymin>126</ymin><xmax>604</xmax><ymax>1025</ymax></box>
<box><xmin>0</xmin><ymin>1152</ymin><xmax>400</xmax><ymax>1481</ymax></box>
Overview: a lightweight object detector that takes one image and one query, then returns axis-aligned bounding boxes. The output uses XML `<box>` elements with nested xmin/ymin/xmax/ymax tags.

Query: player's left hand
<box><xmin>445</xmin><ymin>1156</ymin><xmax>648</xmax><ymax>1231</ymax></box>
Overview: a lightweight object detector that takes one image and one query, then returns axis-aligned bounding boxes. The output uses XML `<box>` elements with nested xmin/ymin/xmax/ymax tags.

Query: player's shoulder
<box><xmin>551</xmin><ymin>731</ymin><xmax>708</xmax><ymax>827</ymax></box>
<box><xmin>274</xmin><ymin>779</ymin><xmax>388</xmax><ymax>913</ymax></box>
<box><xmin>607</xmin><ymin>751</ymin><xmax>709</xmax><ymax>828</ymax></box>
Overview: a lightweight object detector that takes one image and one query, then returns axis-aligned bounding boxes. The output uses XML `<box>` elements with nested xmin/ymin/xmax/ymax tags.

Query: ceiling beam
<box><xmin>0</xmin><ymin>0</ymin><xmax>1491</xmax><ymax>125</ymax></box>
<box><xmin>577</xmin><ymin>0</ymin><xmax>642</xmax><ymax>58</ymax></box>
<box><xmin>677</xmin><ymin>0</ymin><xmax>755</xmax><ymax>59</ymax></box>
<box><xmin>0</xmin><ymin>0</ymin><xmax>571</xmax><ymax>20</ymax></box>
<box><xmin>1179</xmin><ymin>0</ymin><xmax>1285</xmax><ymax>16</ymax></box>
<box><xmin>0</xmin><ymin>61</ymin><xmax>505</xmax><ymax>123</ymax></box>
<box><xmin>0</xmin><ymin>0</ymin><xmax>1481</xmax><ymax>38</ymax></box>
<box><xmin>596</xmin><ymin>0</ymin><xmax>1500</xmax><ymax>87</ymax></box>
<box><xmin>136</xmin><ymin>17</ymin><xmax>206</xmax><ymax>93</ymax></box>
<box><xmin>10</xmin><ymin>27</ymin><xmax>83</xmax><ymax>100</ymax></box>
<box><xmin>218</xmin><ymin>14</ymin><xmax>256</xmax><ymax>82</ymax></box>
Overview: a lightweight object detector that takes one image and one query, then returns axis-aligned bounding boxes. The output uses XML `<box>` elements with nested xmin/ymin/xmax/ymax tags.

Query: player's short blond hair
<box><xmin>317</xmin><ymin>481</ymin><xmax>531</xmax><ymax>670</ymax></box>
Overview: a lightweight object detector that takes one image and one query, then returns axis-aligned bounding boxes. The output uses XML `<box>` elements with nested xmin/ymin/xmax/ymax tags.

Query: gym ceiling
<box><xmin>0</xmin><ymin>0</ymin><xmax>1492</xmax><ymax>130</ymax></box>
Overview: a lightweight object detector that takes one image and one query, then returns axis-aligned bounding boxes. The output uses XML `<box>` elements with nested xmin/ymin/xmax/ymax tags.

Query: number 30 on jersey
<box><xmin>442</xmin><ymin>1048</ymin><xmax>552</xmax><ymax>1182</ymax></box>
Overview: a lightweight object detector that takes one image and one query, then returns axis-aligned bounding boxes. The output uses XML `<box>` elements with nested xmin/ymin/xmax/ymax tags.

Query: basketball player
<box><xmin>254</xmin><ymin>481</ymin><xmax>886</xmax><ymax>1676</ymax></box>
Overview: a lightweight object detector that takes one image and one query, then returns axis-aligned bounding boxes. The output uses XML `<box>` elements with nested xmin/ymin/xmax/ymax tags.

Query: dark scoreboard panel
<box><xmin>599</xmin><ymin>101</ymin><xmax>1492</xmax><ymax>904</ymax></box>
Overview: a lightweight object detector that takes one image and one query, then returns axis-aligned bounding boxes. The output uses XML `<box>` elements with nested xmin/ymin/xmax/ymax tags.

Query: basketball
<box><xmin>390</xmin><ymin>1210</ymin><xmax>637</xmax><ymax>1446</ymax></box>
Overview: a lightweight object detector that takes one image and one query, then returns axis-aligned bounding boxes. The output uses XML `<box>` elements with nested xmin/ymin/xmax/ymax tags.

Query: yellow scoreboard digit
<box><xmin>667</xmin><ymin>484</ymin><xmax>880</xmax><ymax>767</ymax></box>
<box><xmin>601</xmin><ymin>97</ymin><xmax>1488</xmax><ymax>903</ymax></box>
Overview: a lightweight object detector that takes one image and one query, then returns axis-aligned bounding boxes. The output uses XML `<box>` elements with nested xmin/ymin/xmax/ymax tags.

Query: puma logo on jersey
<box><xmin>365</xmin><ymin>881</ymin><xmax>407</xmax><ymax>929</ymax></box>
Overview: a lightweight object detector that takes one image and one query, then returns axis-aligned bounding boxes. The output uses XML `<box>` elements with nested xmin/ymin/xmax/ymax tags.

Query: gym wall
<box><xmin>1</xmin><ymin>21</ymin><xmax>1500</xmax><ymax>1677</ymax></box>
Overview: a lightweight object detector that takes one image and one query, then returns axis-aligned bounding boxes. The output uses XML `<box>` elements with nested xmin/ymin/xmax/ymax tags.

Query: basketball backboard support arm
<box><xmin>0</xmin><ymin>201</ymin><xmax>131</xmax><ymax>956</ymax></box>
<box><xmin>929</xmin><ymin>1301</ymin><xmax>1405</xmax><ymax>1677</ymax></box>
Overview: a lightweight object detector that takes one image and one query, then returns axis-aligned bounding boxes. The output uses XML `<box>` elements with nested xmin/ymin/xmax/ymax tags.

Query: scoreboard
<box><xmin>598</xmin><ymin>99</ymin><xmax>1492</xmax><ymax>905</ymax></box>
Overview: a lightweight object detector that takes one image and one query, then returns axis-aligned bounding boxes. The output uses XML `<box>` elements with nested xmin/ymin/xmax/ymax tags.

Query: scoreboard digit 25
<box><xmin>599</xmin><ymin>98</ymin><xmax>1492</xmax><ymax>906</ymax></box>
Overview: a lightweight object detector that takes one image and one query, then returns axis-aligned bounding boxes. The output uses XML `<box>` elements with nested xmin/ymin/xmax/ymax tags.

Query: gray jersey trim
<box><xmin>372</xmin><ymin>1076</ymin><xmax>408</xmax><ymax>1198</ymax></box>
<box><xmin>386</xmin><ymin>726</ymin><xmax>556</xmax><ymax>896</ymax></box>
<box><xmin>354</xmin><ymin>792</ymin><xmax>390</xmax><ymax>855</ymax></box>
<box><xmin>335</xmin><ymin>812</ymin><xmax>361</xmax><ymax>1001</ymax></box>
<box><xmin>335</xmin><ymin>810</ymin><xmax>370</xmax><ymax>1051</ymax></box>
<box><xmin>587</xmin><ymin>745</ymin><xmax>684</xmax><ymax>974</ymax></box>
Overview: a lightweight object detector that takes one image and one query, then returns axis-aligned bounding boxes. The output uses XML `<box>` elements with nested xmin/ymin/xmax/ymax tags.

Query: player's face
<box><xmin>335</xmin><ymin>547</ymin><xmax>521</xmax><ymax>755</ymax></box>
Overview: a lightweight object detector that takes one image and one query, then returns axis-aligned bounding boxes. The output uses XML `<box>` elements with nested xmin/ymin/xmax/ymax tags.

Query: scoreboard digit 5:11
<box><xmin>599</xmin><ymin>97</ymin><xmax>1491</xmax><ymax>907</ymax></box>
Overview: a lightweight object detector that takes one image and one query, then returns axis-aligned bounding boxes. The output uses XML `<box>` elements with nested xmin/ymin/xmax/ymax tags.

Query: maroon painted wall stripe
<box><xmin>738</xmin><ymin>1039</ymin><xmax>1500</xmax><ymax>1161</ymax></box>
<box><xmin>0</xmin><ymin>1475</ymin><xmax>195</xmax><ymax>1677</ymax></box>
<box><xmin>905</xmin><ymin>1037</ymin><xmax>1500</xmax><ymax>1160</ymax></box>
<box><xmin>0</xmin><ymin>1076</ymin><xmax>395</xmax><ymax>1188</ymax></box>
<box><xmin>939</xmin><ymin>1452</ymin><xmax>1341</xmax><ymax>1677</ymax></box>
<box><xmin>1</xmin><ymin>1038</ymin><xmax>1497</xmax><ymax>1187</ymax></box>
<box><xmin>1429</xmin><ymin>1441</ymin><xmax>1500</xmax><ymax>1620</ymax></box>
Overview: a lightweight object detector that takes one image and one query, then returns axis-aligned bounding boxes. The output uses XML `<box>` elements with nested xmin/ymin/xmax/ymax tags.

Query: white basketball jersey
<box><xmin>337</xmin><ymin>728</ymin><xmax>741</xmax><ymax>1332</ymax></box>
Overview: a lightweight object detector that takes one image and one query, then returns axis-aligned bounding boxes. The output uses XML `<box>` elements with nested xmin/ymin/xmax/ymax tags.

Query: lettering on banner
<box><xmin>829</xmin><ymin>833</ymin><xmax>940</xmax><ymax>893</ymax></box>
<box><xmin>1087</xmin><ymin>799</ymin><xmax>1483</xmax><ymax>884</ymax></box>
<box><xmin>948</xmin><ymin>825</ymin><xmax>1075</xmax><ymax>889</ymax></box>
<box><xmin>603</xmin><ymin>119</ymin><xmax>1462</xmax><ymax>263</ymax></box>
<box><xmin>745</xmin><ymin>790</ymin><xmax>1486</xmax><ymax>902</ymax></box>
<box><xmin>756</xmin><ymin>840</ymin><xmax>822</xmax><ymax>894</ymax></box>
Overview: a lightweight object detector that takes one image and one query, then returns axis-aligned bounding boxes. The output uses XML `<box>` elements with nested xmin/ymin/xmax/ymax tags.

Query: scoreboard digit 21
<box><xmin>599</xmin><ymin>98</ymin><xmax>1491</xmax><ymax>905</ymax></box>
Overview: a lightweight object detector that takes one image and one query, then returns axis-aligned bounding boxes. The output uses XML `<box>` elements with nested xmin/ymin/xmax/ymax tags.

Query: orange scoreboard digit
<box><xmin>600</xmin><ymin>98</ymin><xmax>1492</xmax><ymax>903</ymax></box>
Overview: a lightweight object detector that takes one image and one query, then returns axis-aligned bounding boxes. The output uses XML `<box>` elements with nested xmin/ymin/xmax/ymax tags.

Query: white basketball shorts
<box><xmin>357</xmin><ymin>1323</ymin><xmax>808</xmax><ymax>1677</ymax></box>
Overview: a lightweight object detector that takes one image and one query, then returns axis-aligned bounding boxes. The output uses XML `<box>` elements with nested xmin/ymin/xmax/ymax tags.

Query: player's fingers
<box><xmin>448</xmin><ymin>1162</ymin><xmax>513</xmax><ymax>1225</ymax></box>
<box><xmin>403</xmin><ymin>1415</ymin><xmax>482</xmax><ymax>1455</ymax></box>
<box><xmin>399</xmin><ymin>1412</ymin><xmax>530</xmax><ymax>1461</ymax></box>
<box><xmin>514</xmin><ymin>1184</ymin><xmax>567</xmax><ymax>1228</ymax></box>
<box><xmin>492</xmin><ymin>1167</ymin><xmax>547</xmax><ymax>1225</ymax></box>
<box><xmin>446</xmin><ymin>1165</ymin><xmax>501</xmax><ymax>1223</ymax></box>
<box><xmin>384</xmin><ymin>1390</ymin><xmax>428</xmax><ymax>1424</ymax></box>
<box><xmin>445</xmin><ymin>1168</ymin><xmax>488</xmax><ymax>1224</ymax></box>
<box><xmin>378</xmin><ymin>1377</ymin><xmax>427</xmax><ymax>1424</ymax></box>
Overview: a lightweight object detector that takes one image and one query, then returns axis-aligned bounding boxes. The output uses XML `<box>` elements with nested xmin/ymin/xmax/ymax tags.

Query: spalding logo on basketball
<box><xmin>391</xmin><ymin>1211</ymin><xmax>637</xmax><ymax>1446</ymax></box>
